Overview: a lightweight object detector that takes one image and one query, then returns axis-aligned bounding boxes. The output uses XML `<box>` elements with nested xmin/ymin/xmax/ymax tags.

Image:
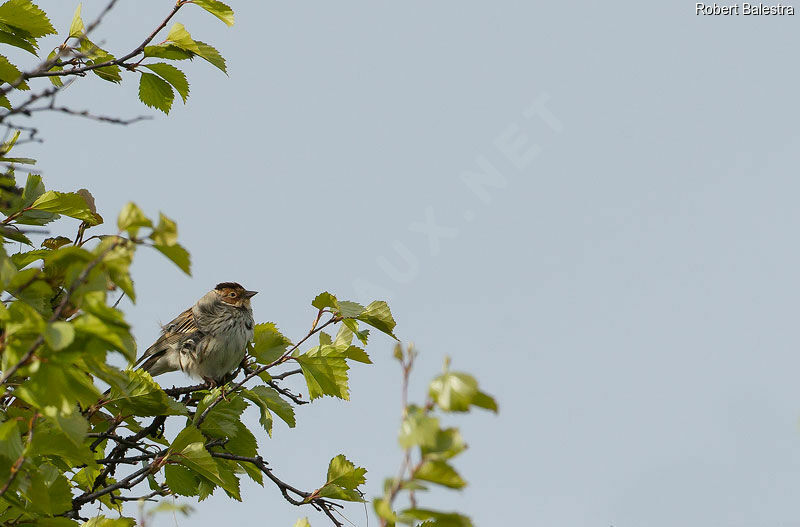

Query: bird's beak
<box><xmin>244</xmin><ymin>290</ymin><xmax>258</xmax><ymax>299</ymax></box>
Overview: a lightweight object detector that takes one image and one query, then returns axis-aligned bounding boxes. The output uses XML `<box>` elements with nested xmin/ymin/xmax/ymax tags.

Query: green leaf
<box><xmin>154</xmin><ymin>242</ymin><xmax>191</xmax><ymax>275</ymax></box>
<box><xmin>15</xmin><ymin>366</ymin><xmax>100</xmax><ymax>414</ymax></box>
<box><xmin>117</xmin><ymin>202</ymin><xmax>152</xmax><ymax>236</ymax></box>
<box><xmin>0</xmin><ymin>30</ymin><xmax>36</xmax><ymax>54</ymax></box>
<box><xmin>428</xmin><ymin>372</ymin><xmax>497</xmax><ymax>413</ymax></box>
<box><xmin>0</xmin><ymin>419</ymin><xmax>23</xmax><ymax>460</ymax></box>
<box><xmin>194</xmin><ymin>40</ymin><xmax>227</xmax><ymax>73</ymax></box>
<box><xmin>68</xmin><ymin>3</ymin><xmax>83</xmax><ymax>37</ymax></box>
<box><xmin>356</xmin><ymin>300</ymin><xmax>397</xmax><ymax>339</ymax></box>
<box><xmin>165</xmin><ymin>464</ymin><xmax>199</xmax><ymax>496</ymax></box>
<box><xmin>143</xmin><ymin>43</ymin><xmax>193</xmax><ymax>60</ymax></box>
<box><xmin>342</xmin><ymin>318</ymin><xmax>369</xmax><ymax>345</ymax></box>
<box><xmin>250</xmin><ymin>322</ymin><xmax>291</xmax><ymax>364</ymax></box>
<box><xmin>193</xmin><ymin>0</ymin><xmax>235</xmax><ymax>26</ymax></box>
<box><xmin>73</xmin><ymin>313</ymin><xmax>136</xmax><ymax>361</ymax></box>
<box><xmin>0</xmin><ymin>0</ymin><xmax>55</xmax><ymax>38</ymax></box>
<box><xmin>398</xmin><ymin>405</ymin><xmax>439</xmax><ymax>449</ymax></box>
<box><xmin>20</xmin><ymin>464</ymin><xmax>73</xmax><ymax>515</ymax></box>
<box><xmin>149</xmin><ymin>212</ymin><xmax>178</xmax><ymax>246</ymax></box>
<box><xmin>0</xmin><ymin>53</ymin><xmax>21</xmax><ymax>85</ymax></box>
<box><xmin>312</xmin><ymin>291</ymin><xmax>338</xmax><ymax>310</ymax></box>
<box><xmin>44</xmin><ymin>321</ymin><xmax>74</xmax><ymax>350</ymax></box>
<box><xmin>243</xmin><ymin>385</ymin><xmax>296</xmax><ymax>434</ymax></box>
<box><xmin>106</xmin><ymin>369</ymin><xmax>188</xmax><ymax>416</ymax></box>
<box><xmin>414</xmin><ymin>459</ymin><xmax>466</xmax><ymax>489</ymax></box>
<box><xmin>11</xmin><ymin>248</ymin><xmax>48</xmax><ymax>268</ymax></box>
<box><xmin>143</xmin><ymin>63</ymin><xmax>189</xmax><ymax>103</ymax></box>
<box><xmin>32</xmin><ymin>410</ymin><xmax>93</xmax><ymax>465</ymax></box>
<box><xmin>195</xmin><ymin>394</ymin><xmax>247</xmax><ymax>438</ymax></box>
<box><xmin>314</xmin><ymin>454</ymin><xmax>366</xmax><ymax>502</ymax></box>
<box><xmin>338</xmin><ymin>301</ymin><xmax>365</xmax><ymax>318</ymax></box>
<box><xmin>78</xmin><ymin>38</ymin><xmax>121</xmax><ymax>83</ymax></box>
<box><xmin>420</xmin><ymin>428</ymin><xmax>466</xmax><ymax>461</ymax></box>
<box><xmin>170</xmin><ymin>424</ymin><xmax>205</xmax><ymax>452</ymax></box>
<box><xmin>29</xmin><ymin>190</ymin><xmax>103</xmax><ymax>225</ymax></box>
<box><xmin>399</xmin><ymin>509</ymin><xmax>473</xmax><ymax>527</ymax></box>
<box><xmin>344</xmin><ymin>345</ymin><xmax>371</xmax><ymax>364</ymax></box>
<box><xmin>103</xmin><ymin>242</ymin><xmax>136</xmax><ymax>302</ymax></box>
<box><xmin>80</xmin><ymin>516</ymin><xmax>136</xmax><ymax>527</ymax></box>
<box><xmin>294</xmin><ymin>519</ymin><xmax>311</xmax><ymax>527</ymax></box>
<box><xmin>295</xmin><ymin>346</ymin><xmax>350</xmax><ymax>400</ymax></box>
<box><xmin>139</xmin><ymin>72</ymin><xmax>174</xmax><ymax>114</ymax></box>
<box><xmin>41</xmin><ymin>236</ymin><xmax>71</xmax><ymax>249</ymax></box>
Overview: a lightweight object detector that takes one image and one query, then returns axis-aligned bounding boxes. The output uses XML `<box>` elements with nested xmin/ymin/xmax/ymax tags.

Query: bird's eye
<box><xmin>228</xmin><ymin>292</ymin><xmax>236</xmax><ymax>298</ymax></box>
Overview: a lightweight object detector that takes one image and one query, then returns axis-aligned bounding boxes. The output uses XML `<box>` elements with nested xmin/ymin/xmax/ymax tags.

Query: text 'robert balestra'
<box><xmin>696</xmin><ymin>3</ymin><xmax>795</xmax><ymax>14</ymax></box>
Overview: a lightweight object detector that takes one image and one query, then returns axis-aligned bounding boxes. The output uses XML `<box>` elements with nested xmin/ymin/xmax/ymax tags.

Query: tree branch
<box><xmin>209</xmin><ymin>451</ymin><xmax>344</xmax><ymax>527</ymax></box>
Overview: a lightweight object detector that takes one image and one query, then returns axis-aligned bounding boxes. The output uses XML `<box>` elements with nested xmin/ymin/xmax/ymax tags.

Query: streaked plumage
<box><xmin>135</xmin><ymin>282</ymin><xmax>257</xmax><ymax>384</ymax></box>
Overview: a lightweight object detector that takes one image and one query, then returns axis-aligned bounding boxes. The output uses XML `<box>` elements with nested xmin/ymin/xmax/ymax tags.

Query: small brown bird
<box><xmin>135</xmin><ymin>282</ymin><xmax>257</xmax><ymax>385</ymax></box>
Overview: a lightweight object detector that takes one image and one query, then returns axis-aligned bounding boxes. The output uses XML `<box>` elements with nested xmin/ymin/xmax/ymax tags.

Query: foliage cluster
<box><xmin>0</xmin><ymin>2</ymin><xmax>498</xmax><ymax>526</ymax></box>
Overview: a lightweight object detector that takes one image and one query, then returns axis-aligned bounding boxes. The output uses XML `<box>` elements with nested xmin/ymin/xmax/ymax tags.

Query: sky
<box><xmin>15</xmin><ymin>1</ymin><xmax>800</xmax><ymax>526</ymax></box>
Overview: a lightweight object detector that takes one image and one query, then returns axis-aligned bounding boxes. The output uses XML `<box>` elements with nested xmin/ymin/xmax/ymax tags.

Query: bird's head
<box><xmin>214</xmin><ymin>282</ymin><xmax>258</xmax><ymax>308</ymax></box>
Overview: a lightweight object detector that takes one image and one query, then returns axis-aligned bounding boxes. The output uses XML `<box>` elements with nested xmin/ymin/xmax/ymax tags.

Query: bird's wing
<box><xmin>134</xmin><ymin>308</ymin><xmax>202</xmax><ymax>371</ymax></box>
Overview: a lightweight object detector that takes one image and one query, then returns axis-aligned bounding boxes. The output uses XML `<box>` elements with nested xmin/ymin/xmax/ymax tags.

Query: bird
<box><xmin>134</xmin><ymin>282</ymin><xmax>257</xmax><ymax>385</ymax></box>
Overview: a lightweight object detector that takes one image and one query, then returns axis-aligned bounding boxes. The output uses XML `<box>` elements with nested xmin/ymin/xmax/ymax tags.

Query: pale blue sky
<box><xmin>20</xmin><ymin>2</ymin><xmax>800</xmax><ymax>526</ymax></box>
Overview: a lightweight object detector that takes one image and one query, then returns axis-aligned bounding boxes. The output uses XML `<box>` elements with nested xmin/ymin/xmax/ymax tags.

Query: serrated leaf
<box><xmin>322</xmin><ymin>454</ymin><xmax>366</xmax><ymax>495</ymax></box>
<box><xmin>312</xmin><ymin>291</ymin><xmax>338</xmax><ymax>311</ymax></box>
<box><xmin>117</xmin><ymin>202</ymin><xmax>152</xmax><ymax>236</ymax></box>
<box><xmin>149</xmin><ymin>212</ymin><xmax>178</xmax><ymax>246</ymax></box>
<box><xmin>242</xmin><ymin>385</ymin><xmax>296</xmax><ymax>436</ymax></box>
<box><xmin>106</xmin><ymin>369</ymin><xmax>188</xmax><ymax>416</ymax></box>
<box><xmin>338</xmin><ymin>301</ymin><xmax>365</xmax><ymax>318</ymax></box>
<box><xmin>0</xmin><ymin>30</ymin><xmax>36</xmax><ymax>54</ymax></box>
<box><xmin>143</xmin><ymin>62</ymin><xmax>189</xmax><ymax>103</ymax></box>
<box><xmin>356</xmin><ymin>300</ymin><xmax>397</xmax><ymax>339</ymax></box>
<box><xmin>342</xmin><ymin>318</ymin><xmax>369</xmax><ymax>345</ymax></box>
<box><xmin>194</xmin><ymin>40</ymin><xmax>226</xmax><ymax>72</ymax></box>
<box><xmin>29</xmin><ymin>190</ymin><xmax>102</xmax><ymax>225</ymax></box>
<box><xmin>11</xmin><ymin>248</ymin><xmax>47</xmax><ymax>268</ymax></box>
<box><xmin>165</xmin><ymin>464</ymin><xmax>199</xmax><ymax>496</ymax></box>
<box><xmin>0</xmin><ymin>0</ymin><xmax>55</xmax><ymax>38</ymax></box>
<box><xmin>41</xmin><ymin>236</ymin><xmax>71</xmax><ymax>249</ymax></box>
<box><xmin>295</xmin><ymin>347</ymin><xmax>350</xmax><ymax>400</ymax></box>
<box><xmin>344</xmin><ymin>345</ymin><xmax>371</xmax><ymax>364</ymax></box>
<box><xmin>69</xmin><ymin>3</ymin><xmax>83</xmax><ymax>37</ymax></box>
<box><xmin>139</xmin><ymin>72</ymin><xmax>174</xmax><ymax>114</ymax></box>
<box><xmin>144</xmin><ymin>43</ymin><xmax>193</xmax><ymax>60</ymax></box>
<box><xmin>195</xmin><ymin>395</ymin><xmax>247</xmax><ymax>439</ymax></box>
<box><xmin>0</xmin><ymin>53</ymin><xmax>20</xmax><ymax>83</ymax></box>
<box><xmin>250</xmin><ymin>322</ymin><xmax>291</xmax><ymax>365</ymax></box>
<box><xmin>154</xmin><ymin>242</ymin><xmax>191</xmax><ymax>275</ymax></box>
<box><xmin>80</xmin><ymin>38</ymin><xmax>121</xmax><ymax>83</ymax></box>
<box><xmin>193</xmin><ymin>0</ymin><xmax>235</xmax><ymax>26</ymax></box>
<box><xmin>15</xmin><ymin>366</ymin><xmax>100</xmax><ymax>414</ymax></box>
